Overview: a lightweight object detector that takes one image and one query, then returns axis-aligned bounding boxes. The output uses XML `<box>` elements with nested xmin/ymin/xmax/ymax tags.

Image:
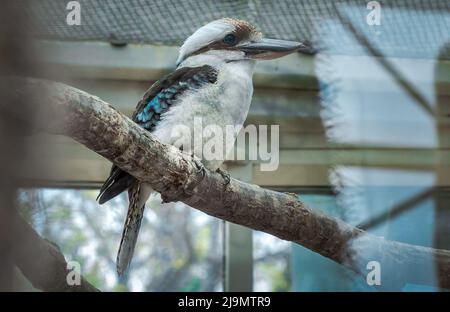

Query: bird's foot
<box><xmin>216</xmin><ymin>167</ymin><xmax>231</xmax><ymax>186</ymax></box>
<box><xmin>161</xmin><ymin>152</ymin><xmax>205</xmax><ymax>203</ymax></box>
<box><xmin>191</xmin><ymin>153</ymin><xmax>206</xmax><ymax>179</ymax></box>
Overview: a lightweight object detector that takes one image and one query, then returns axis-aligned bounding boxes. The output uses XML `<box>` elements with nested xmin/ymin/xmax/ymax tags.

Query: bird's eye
<box><xmin>223</xmin><ymin>34</ymin><xmax>237</xmax><ymax>45</ymax></box>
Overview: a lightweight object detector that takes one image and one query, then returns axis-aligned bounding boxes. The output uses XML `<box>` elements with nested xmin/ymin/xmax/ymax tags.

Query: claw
<box><xmin>216</xmin><ymin>167</ymin><xmax>231</xmax><ymax>185</ymax></box>
<box><xmin>194</xmin><ymin>159</ymin><xmax>206</xmax><ymax>178</ymax></box>
<box><xmin>189</xmin><ymin>153</ymin><xmax>206</xmax><ymax>180</ymax></box>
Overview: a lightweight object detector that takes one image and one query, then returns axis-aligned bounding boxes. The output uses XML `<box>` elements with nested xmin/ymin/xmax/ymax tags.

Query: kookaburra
<box><xmin>97</xmin><ymin>18</ymin><xmax>304</xmax><ymax>275</ymax></box>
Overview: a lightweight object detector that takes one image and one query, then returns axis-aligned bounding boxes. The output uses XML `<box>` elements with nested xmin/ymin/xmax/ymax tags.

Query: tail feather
<box><xmin>116</xmin><ymin>182</ymin><xmax>152</xmax><ymax>276</ymax></box>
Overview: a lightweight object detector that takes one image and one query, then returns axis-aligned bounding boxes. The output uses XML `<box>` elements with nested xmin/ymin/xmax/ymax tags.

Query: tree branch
<box><xmin>13</xmin><ymin>213</ymin><xmax>99</xmax><ymax>292</ymax></box>
<box><xmin>3</xmin><ymin>76</ymin><xmax>449</xmax><ymax>290</ymax></box>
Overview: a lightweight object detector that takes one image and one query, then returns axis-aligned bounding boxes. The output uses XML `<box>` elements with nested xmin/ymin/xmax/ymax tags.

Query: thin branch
<box><xmin>334</xmin><ymin>5</ymin><xmax>435</xmax><ymax>117</ymax></box>
<box><xmin>358</xmin><ymin>188</ymin><xmax>434</xmax><ymax>231</ymax></box>
<box><xmin>3</xmin><ymin>77</ymin><xmax>450</xmax><ymax>290</ymax></box>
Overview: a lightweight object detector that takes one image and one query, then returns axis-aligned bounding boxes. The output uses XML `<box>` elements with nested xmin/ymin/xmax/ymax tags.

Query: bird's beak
<box><xmin>237</xmin><ymin>38</ymin><xmax>308</xmax><ymax>60</ymax></box>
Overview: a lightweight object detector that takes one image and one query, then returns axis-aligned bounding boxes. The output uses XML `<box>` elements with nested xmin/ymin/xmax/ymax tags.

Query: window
<box><xmin>19</xmin><ymin>188</ymin><xmax>223</xmax><ymax>291</ymax></box>
<box><xmin>254</xmin><ymin>183</ymin><xmax>450</xmax><ymax>291</ymax></box>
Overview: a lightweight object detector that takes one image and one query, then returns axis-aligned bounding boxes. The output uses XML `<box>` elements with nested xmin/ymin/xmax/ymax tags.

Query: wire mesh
<box><xmin>14</xmin><ymin>0</ymin><xmax>450</xmax><ymax>59</ymax></box>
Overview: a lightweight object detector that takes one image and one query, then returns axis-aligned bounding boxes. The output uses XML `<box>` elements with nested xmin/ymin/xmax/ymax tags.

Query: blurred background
<box><xmin>2</xmin><ymin>0</ymin><xmax>450</xmax><ymax>291</ymax></box>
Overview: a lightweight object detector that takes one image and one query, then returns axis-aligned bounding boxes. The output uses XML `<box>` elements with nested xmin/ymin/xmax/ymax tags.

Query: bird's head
<box><xmin>176</xmin><ymin>18</ymin><xmax>305</xmax><ymax>67</ymax></box>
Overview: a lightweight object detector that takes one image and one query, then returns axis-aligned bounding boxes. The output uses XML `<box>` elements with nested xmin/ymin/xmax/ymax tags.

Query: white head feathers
<box><xmin>176</xmin><ymin>18</ymin><xmax>260</xmax><ymax>66</ymax></box>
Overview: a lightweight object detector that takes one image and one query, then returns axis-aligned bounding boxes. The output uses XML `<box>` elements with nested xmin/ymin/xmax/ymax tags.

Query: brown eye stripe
<box><xmin>190</xmin><ymin>41</ymin><xmax>229</xmax><ymax>57</ymax></box>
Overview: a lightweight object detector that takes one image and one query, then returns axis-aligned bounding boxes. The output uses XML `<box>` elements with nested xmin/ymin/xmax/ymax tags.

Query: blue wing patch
<box><xmin>135</xmin><ymin>93</ymin><xmax>165</xmax><ymax>127</ymax></box>
<box><xmin>133</xmin><ymin>65</ymin><xmax>218</xmax><ymax>131</ymax></box>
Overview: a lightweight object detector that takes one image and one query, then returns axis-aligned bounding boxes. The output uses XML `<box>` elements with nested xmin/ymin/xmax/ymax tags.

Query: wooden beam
<box><xmin>17</xmin><ymin>133</ymin><xmax>450</xmax><ymax>186</ymax></box>
<box><xmin>34</xmin><ymin>40</ymin><xmax>317</xmax><ymax>90</ymax></box>
<box><xmin>34</xmin><ymin>40</ymin><xmax>450</xmax><ymax>96</ymax></box>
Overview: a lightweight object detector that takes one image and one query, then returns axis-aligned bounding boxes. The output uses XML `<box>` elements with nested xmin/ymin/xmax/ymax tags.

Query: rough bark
<box><xmin>2</xmin><ymin>76</ymin><xmax>449</xmax><ymax>290</ymax></box>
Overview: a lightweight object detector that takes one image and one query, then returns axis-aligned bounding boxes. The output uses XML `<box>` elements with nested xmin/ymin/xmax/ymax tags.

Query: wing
<box><xmin>97</xmin><ymin>65</ymin><xmax>218</xmax><ymax>204</ymax></box>
<box><xmin>97</xmin><ymin>165</ymin><xmax>134</xmax><ymax>204</ymax></box>
<box><xmin>132</xmin><ymin>65</ymin><xmax>218</xmax><ymax>129</ymax></box>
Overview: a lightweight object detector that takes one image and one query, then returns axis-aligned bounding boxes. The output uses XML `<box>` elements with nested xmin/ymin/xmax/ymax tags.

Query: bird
<box><xmin>97</xmin><ymin>18</ymin><xmax>304</xmax><ymax>276</ymax></box>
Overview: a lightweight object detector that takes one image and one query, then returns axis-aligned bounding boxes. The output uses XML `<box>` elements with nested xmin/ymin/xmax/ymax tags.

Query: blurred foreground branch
<box><xmin>13</xmin><ymin>214</ymin><xmax>99</xmax><ymax>292</ymax></box>
<box><xmin>3</xmin><ymin>77</ymin><xmax>449</xmax><ymax>290</ymax></box>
